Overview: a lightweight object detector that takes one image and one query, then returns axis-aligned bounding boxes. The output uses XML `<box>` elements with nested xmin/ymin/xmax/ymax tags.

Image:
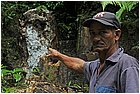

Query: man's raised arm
<box><xmin>47</xmin><ymin>48</ymin><xmax>85</xmax><ymax>73</ymax></box>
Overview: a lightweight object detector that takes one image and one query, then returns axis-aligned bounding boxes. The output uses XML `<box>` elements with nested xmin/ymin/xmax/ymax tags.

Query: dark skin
<box><xmin>47</xmin><ymin>21</ymin><xmax>121</xmax><ymax>74</ymax></box>
<box><xmin>89</xmin><ymin>21</ymin><xmax>121</xmax><ymax>74</ymax></box>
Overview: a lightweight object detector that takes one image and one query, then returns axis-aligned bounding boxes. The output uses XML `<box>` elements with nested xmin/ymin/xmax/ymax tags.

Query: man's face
<box><xmin>89</xmin><ymin>21</ymin><xmax>119</xmax><ymax>52</ymax></box>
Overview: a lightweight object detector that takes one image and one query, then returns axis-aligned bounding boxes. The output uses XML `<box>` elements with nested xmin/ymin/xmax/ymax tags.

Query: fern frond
<box><xmin>100</xmin><ymin>1</ymin><xmax>138</xmax><ymax>21</ymax></box>
<box><xmin>100</xmin><ymin>1</ymin><xmax>114</xmax><ymax>11</ymax></box>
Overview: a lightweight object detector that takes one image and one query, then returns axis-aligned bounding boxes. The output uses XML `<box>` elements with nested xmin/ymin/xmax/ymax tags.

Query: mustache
<box><xmin>89</xmin><ymin>42</ymin><xmax>105</xmax><ymax>50</ymax></box>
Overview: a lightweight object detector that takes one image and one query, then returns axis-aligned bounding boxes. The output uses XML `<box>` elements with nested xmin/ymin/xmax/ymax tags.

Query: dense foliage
<box><xmin>1</xmin><ymin>1</ymin><xmax>139</xmax><ymax>93</ymax></box>
<box><xmin>1</xmin><ymin>64</ymin><xmax>26</xmax><ymax>92</ymax></box>
<box><xmin>101</xmin><ymin>1</ymin><xmax>139</xmax><ymax>59</ymax></box>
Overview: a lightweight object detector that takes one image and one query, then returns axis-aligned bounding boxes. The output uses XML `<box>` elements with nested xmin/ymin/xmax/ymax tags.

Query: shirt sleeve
<box><xmin>83</xmin><ymin>62</ymin><xmax>91</xmax><ymax>83</ymax></box>
<box><xmin>120</xmin><ymin>57</ymin><xmax>139</xmax><ymax>93</ymax></box>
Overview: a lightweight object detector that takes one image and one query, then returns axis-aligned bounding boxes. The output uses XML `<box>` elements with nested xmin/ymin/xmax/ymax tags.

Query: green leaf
<box><xmin>128</xmin><ymin>1</ymin><xmax>138</xmax><ymax>11</ymax></box>
<box><xmin>1</xmin><ymin>64</ymin><xmax>7</xmax><ymax>69</ymax></box>
<box><xmin>36</xmin><ymin>5</ymin><xmax>47</xmax><ymax>11</ymax></box>
<box><xmin>101</xmin><ymin>1</ymin><xmax>114</xmax><ymax>11</ymax></box>
<box><xmin>7</xmin><ymin>16</ymin><xmax>13</xmax><ymax>19</ymax></box>
<box><xmin>116</xmin><ymin>8</ymin><xmax>125</xmax><ymax>20</ymax></box>
<box><xmin>2</xmin><ymin>87</ymin><xmax>15</xmax><ymax>93</ymax></box>
<box><xmin>74</xmin><ymin>84</ymin><xmax>81</xmax><ymax>88</ymax></box>
<box><xmin>13</xmin><ymin>73</ymin><xmax>21</xmax><ymax>82</ymax></box>
<box><xmin>1</xmin><ymin>69</ymin><xmax>12</xmax><ymax>76</ymax></box>
<box><xmin>67</xmin><ymin>81</ymin><xmax>72</xmax><ymax>86</ymax></box>
<box><xmin>101</xmin><ymin>1</ymin><xmax>138</xmax><ymax>21</ymax></box>
<box><xmin>13</xmin><ymin>68</ymin><xmax>24</xmax><ymax>73</ymax></box>
<box><xmin>32</xmin><ymin>67</ymin><xmax>40</xmax><ymax>73</ymax></box>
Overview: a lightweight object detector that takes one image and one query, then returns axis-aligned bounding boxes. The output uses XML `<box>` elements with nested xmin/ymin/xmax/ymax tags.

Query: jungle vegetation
<box><xmin>1</xmin><ymin>1</ymin><xmax>139</xmax><ymax>93</ymax></box>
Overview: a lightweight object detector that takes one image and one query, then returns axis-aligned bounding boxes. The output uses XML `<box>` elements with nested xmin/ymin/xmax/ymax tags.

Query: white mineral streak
<box><xmin>26</xmin><ymin>25</ymin><xmax>48</xmax><ymax>72</ymax></box>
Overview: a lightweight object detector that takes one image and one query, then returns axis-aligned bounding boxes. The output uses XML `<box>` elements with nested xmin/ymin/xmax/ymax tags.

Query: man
<box><xmin>47</xmin><ymin>12</ymin><xmax>139</xmax><ymax>93</ymax></box>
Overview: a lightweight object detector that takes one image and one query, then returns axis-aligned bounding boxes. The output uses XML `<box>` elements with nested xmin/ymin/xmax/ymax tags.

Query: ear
<box><xmin>114</xmin><ymin>29</ymin><xmax>121</xmax><ymax>41</ymax></box>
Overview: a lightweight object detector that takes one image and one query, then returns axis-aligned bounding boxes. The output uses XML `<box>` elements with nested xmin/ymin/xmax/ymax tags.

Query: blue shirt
<box><xmin>84</xmin><ymin>48</ymin><xmax>139</xmax><ymax>93</ymax></box>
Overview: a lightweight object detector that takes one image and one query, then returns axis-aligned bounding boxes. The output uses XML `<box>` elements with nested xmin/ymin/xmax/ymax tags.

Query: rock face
<box><xmin>19</xmin><ymin>8</ymin><xmax>72</xmax><ymax>91</ymax></box>
<box><xmin>19</xmin><ymin>8</ymin><xmax>57</xmax><ymax>78</ymax></box>
<box><xmin>77</xmin><ymin>27</ymin><xmax>98</xmax><ymax>61</ymax></box>
<box><xmin>18</xmin><ymin>7</ymin><xmax>98</xmax><ymax>92</ymax></box>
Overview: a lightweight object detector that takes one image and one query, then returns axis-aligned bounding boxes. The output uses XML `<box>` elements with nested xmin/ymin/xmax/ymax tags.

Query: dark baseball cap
<box><xmin>83</xmin><ymin>12</ymin><xmax>121</xmax><ymax>29</ymax></box>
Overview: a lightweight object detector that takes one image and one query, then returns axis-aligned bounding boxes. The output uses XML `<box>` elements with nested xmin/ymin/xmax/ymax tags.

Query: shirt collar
<box><xmin>106</xmin><ymin>47</ymin><xmax>124</xmax><ymax>63</ymax></box>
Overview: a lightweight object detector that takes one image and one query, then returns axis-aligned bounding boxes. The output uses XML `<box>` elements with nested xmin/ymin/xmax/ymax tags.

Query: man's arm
<box><xmin>47</xmin><ymin>48</ymin><xmax>85</xmax><ymax>73</ymax></box>
<box><xmin>120</xmin><ymin>57</ymin><xmax>139</xmax><ymax>93</ymax></box>
<box><xmin>120</xmin><ymin>66</ymin><xmax>139</xmax><ymax>92</ymax></box>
